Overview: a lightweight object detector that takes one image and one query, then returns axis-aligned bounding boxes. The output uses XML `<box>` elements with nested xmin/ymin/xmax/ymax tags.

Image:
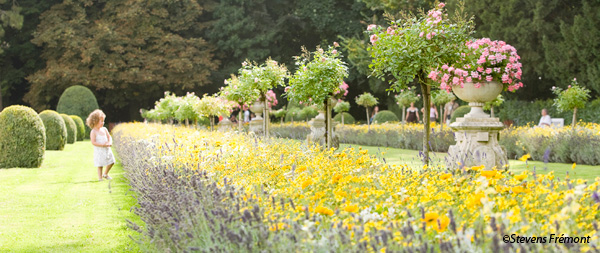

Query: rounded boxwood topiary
<box><xmin>70</xmin><ymin>115</ymin><xmax>85</xmax><ymax>141</ymax></box>
<box><xmin>450</xmin><ymin>105</ymin><xmax>471</xmax><ymax>123</ymax></box>
<box><xmin>56</xmin><ymin>85</ymin><xmax>99</xmax><ymax>139</ymax></box>
<box><xmin>373</xmin><ymin>110</ymin><xmax>399</xmax><ymax>123</ymax></box>
<box><xmin>333</xmin><ymin>112</ymin><xmax>355</xmax><ymax>124</ymax></box>
<box><xmin>0</xmin><ymin>105</ymin><xmax>46</xmax><ymax>168</ymax></box>
<box><xmin>60</xmin><ymin>114</ymin><xmax>77</xmax><ymax>144</ymax></box>
<box><xmin>39</xmin><ymin>110</ymin><xmax>67</xmax><ymax>150</ymax></box>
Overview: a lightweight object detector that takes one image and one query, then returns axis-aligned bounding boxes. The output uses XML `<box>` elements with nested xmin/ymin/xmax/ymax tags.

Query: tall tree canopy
<box><xmin>25</xmin><ymin>0</ymin><xmax>218</xmax><ymax>120</ymax></box>
<box><xmin>0</xmin><ymin>0</ymin><xmax>24</xmax><ymax>111</ymax></box>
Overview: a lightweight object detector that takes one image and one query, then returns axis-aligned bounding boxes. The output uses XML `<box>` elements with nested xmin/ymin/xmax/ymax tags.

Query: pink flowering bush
<box><xmin>429</xmin><ymin>38</ymin><xmax>524</xmax><ymax>92</ymax></box>
<box><xmin>265</xmin><ymin>89</ymin><xmax>278</xmax><ymax>108</ymax></box>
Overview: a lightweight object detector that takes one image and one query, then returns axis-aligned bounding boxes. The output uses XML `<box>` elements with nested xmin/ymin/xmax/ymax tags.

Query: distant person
<box><xmin>244</xmin><ymin>109</ymin><xmax>250</xmax><ymax>123</ymax></box>
<box><xmin>370</xmin><ymin>106</ymin><xmax>379</xmax><ymax>123</ymax></box>
<box><xmin>406</xmin><ymin>102</ymin><xmax>420</xmax><ymax>123</ymax></box>
<box><xmin>86</xmin><ymin>109</ymin><xmax>115</xmax><ymax>181</ymax></box>
<box><xmin>421</xmin><ymin>102</ymin><xmax>438</xmax><ymax>123</ymax></box>
<box><xmin>443</xmin><ymin>99</ymin><xmax>459</xmax><ymax>124</ymax></box>
<box><xmin>538</xmin><ymin>108</ymin><xmax>551</xmax><ymax>127</ymax></box>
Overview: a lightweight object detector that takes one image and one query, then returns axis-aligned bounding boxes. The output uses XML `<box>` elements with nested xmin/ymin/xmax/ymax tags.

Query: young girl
<box><xmin>86</xmin><ymin>110</ymin><xmax>115</xmax><ymax>181</ymax></box>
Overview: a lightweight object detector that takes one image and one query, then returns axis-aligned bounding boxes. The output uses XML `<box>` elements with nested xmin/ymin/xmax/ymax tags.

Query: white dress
<box><xmin>93</xmin><ymin>128</ymin><xmax>116</xmax><ymax>167</ymax></box>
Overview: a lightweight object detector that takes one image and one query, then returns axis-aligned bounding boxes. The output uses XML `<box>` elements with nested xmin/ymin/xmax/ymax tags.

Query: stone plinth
<box><xmin>218</xmin><ymin>117</ymin><xmax>233</xmax><ymax>132</ymax></box>
<box><xmin>447</xmin><ymin>116</ymin><xmax>508</xmax><ymax>170</ymax></box>
<box><xmin>307</xmin><ymin>113</ymin><xmax>339</xmax><ymax>149</ymax></box>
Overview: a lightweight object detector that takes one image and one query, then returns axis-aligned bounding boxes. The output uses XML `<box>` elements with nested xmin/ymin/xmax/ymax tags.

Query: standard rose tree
<box><xmin>552</xmin><ymin>78</ymin><xmax>590</xmax><ymax>128</ymax></box>
<box><xmin>355</xmin><ymin>92</ymin><xmax>378</xmax><ymax>131</ymax></box>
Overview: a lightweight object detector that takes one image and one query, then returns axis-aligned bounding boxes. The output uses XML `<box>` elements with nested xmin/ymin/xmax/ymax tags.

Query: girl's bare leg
<box><xmin>98</xmin><ymin>167</ymin><xmax>103</xmax><ymax>180</ymax></box>
<box><xmin>103</xmin><ymin>163</ymin><xmax>114</xmax><ymax>178</ymax></box>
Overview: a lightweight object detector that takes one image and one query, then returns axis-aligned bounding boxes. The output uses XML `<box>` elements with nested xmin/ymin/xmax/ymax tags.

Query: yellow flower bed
<box><xmin>114</xmin><ymin>123</ymin><xmax>600</xmax><ymax>250</ymax></box>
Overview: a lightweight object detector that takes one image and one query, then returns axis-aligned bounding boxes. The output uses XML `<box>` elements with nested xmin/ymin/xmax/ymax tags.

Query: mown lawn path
<box><xmin>0</xmin><ymin>141</ymin><xmax>140</xmax><ymax>252</ymax></box>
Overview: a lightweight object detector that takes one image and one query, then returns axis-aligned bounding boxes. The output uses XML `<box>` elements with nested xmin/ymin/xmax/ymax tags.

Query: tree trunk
<box><xmin>210</xmin><ymin>117</ymin><xmax>214</xmax><ymax>131</ymax></box>
<box><xmin>366</xmin><ymin>108</ymin><xmax>370</xmax><ymax>132</ymax></box>
<box><xmin>421</xmin><ymin>83</ymin><xmax>431</xmax><ymax>166</ymax></box>
<box><xmin>262</xmin><ymin>95</ymin><xmax>269</xmax><ymax>138</ymax></box>
<box><xmin>341</xmin><ymin>113</ymin><xmax>345</xmax><ymax>125</ymax></box>
<box><xmin>239</xmin><ymin>111</ymin><xmax>243</xmax><ymax>131</ymax></box>
<box><xmin>185</xmin><ymin>119</ymin><xmax>189</xmax><ymax>127</ymax></box>
<box><xmin>402</xmin><ymin>105</ymin><xmax>406</xmax><ymax>123</ymax></box>
<box><xmin>491</xmin><ymin>107</ymin><xmax>495</xmax><ymax>118</ymax></box>
<box><xmin>572</xmin><ymin>107</ymin><xmax>577</xmax><ymax>128</ymax></box>
<box><xmin>325</xmin><ymin>99</ymin><xmax>332</xmax><ymax>149</ymax></box>
<box><xmin>439</xmin><ymin>105</ymin><xmax>443</xmax><ymax>130</ymax></box>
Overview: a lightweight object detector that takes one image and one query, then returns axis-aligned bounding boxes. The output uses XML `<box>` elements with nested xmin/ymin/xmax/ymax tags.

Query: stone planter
<box><xmin>448</xmin><ymin>81</ymin><xmax>508</xmax><ymax>170</ymax></box>
<box><xmin>249</xmin><ymin>101</ymin><xmax>264</xmax><ymax>134</ymax></box>
<box><xmin>452</xmin><ymin>81</ymin><xmax>502</xmax><ymax>118</ymax></box>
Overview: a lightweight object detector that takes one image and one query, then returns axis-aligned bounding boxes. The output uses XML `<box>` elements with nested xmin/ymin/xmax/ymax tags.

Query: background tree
<box><xmin>0</xmin><ymin>0</ymin><xmax>23</xmax><ymax>111</ymax></box>
<box><xmin>333</xmin><ymin>101</ymin><xmax>351</xmax><ymax>124</ymax></box>
<box><xmin>25</xmin><ymin>0</ymin><xmax>217</xmax><ymax>121</ymax></box>
<box><xmin>394</xmin><ymin>86</ymin><xmax>421</xmax><ymax>123</ymax></box>
<box><xmin>553</xmin><ymin>78</ymin><xmax>590</xmax><ymax>128</ymax></box>
<box><xmin>483</xmin><ymin>94</ymin><xmax>504</xmax><ymax>118</ymax></box>
<box><xmin>431</xmin><ymin>89</ymin><xmax>455</xmax><ymax>126</ymax></box>
<box><xmin>355</xmin><ymin>92</ymin><xmax>378</xmax><ymax>131</ymax></box>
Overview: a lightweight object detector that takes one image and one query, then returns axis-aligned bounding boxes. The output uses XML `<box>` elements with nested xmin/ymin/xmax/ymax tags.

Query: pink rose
<box><xmin>438</xmin><ymin>2</ymin><xmax>445</xmax><ymax>8</ymax></box>
<box><xmin>367</xmin><ymin>24</ymin><xmax>376</xmax><ymax>31</ymax></box>
<box><xmin>419</xmin><ymin>32</ymin><xmax>424</xmax><ymax>37</ymax></box>
<box><xmin>370</xmin><ymin>34</ymin><xmax>378</xmax><ymax>45</ymax></box>
<box><xmin>333</xmin><ymin>42</ymin><xmax>339</xmax><ymax>47</ymax></box>
<box><xmin>486</xmin><ymin>76</ymin><xmax>493</xmax><ymax>82</ymax></box>
<box><xmin>332</xmin><ymin>50</ymin><xmax>338</xmax><ymax>54</ymax></box>
<box><xmin>466</xmin><ymin>77</ymin><xmax>472</xmax><ymax>83</ymax></box>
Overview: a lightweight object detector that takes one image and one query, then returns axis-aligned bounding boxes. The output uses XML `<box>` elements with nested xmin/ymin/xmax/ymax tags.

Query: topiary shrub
<box><xmin>60</xmin><ymin>114</ymin><xmax>77</xmax><ymax>144</ymax></box>
<box><xmin>373</xmin><ymin>110</ymin><xmax>399</xmax><ymax>123</ymax></box>
<box><xmin>450</xmin><ymin>105</ymin><xmax>471</xmax><ymax>123</ymax></box>
<box><xmin>56</xmin><ymin>85</ymin><xmax>99</xmax><ymax>139</ymax></box>
<box><xmin>333</xmin><ymin>112</ymin><xmax>355</xmax><ymax>124</ymax></box>
<box><xmin>70</xmin><ymin>115</ymin><xmax>85</xmax><ymax>141</ymax></box>
<box><xmin>39</xmin><ymin>110</ymin><xmax>67</xmax><ymax>150</ymax></box>
<box><xmin>0</xmin><ymin>105</ymin><xmax>46</xmax><ymax>168</ymax></box>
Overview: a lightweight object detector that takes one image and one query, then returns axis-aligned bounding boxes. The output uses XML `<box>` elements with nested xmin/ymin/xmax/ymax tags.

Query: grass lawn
<box><xmin>0</xmin><ymin>141</ymin><xmax>141</xmax><ymax>252</ymax></box>
<box><xmin>340</xmin><ymin>143</ymin><xmax>600</xmax><ymax>181</ymax></box>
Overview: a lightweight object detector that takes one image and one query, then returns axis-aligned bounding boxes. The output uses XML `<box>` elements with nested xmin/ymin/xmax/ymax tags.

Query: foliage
<box><xmin>240</xmin><ymin>58</ymin><xmax>288</xmax><ymax>98</ymax></box>
<box><xmin>39</xmin><ymin>110</ymin><xmax>67</xmax><ymax>151</ymax></box>
<box><xmin>152</xmin><ymin>92</ymin><xmax>180</xmax><ymax>122</ymax></box>
<box><xmin>450</xmin><ymin>105</ymin><xmax>471</xmax><ymax>123</ymax></box>
<box><xmin>431</xmin><ymin>89</ymin><xmax>455</xmax><ymax>106</ymax></box>
<box><xmin>221</xmin><ymin>75</ymin><xmax>260</xmax><ymax>107</ymax></box>
<box><xmin>55</xmin><ymin>85</ymin><xmax>99</xmax><ymax>138</ymax></box>
<box><xmin>367</xmin><ymin>3</ymin><xmax>473</xmax><ymax>91</ymax></box>
<box><xmin>333</xmin><ymin>112</ymin><xmax>355</xmax><ymax>124</ymax></box>
<box><xmin>196</xmin><ymin>94</ymin><xmax>234</xmax><ymax>129</ymax></box>
<box><xmin>333</xmin><ymin>101</ymin><xmax>350</xmax><ymax>113</ymax></box>
<box><xmin>0</xmin><ymin>1</ymin><xmax>23</xmax><ymax>55</ymax></box>
<box><xmin>394</xmin><ymin>86</ymin><xmax>421</xmax><ymax>107</ymax></box>
<box><xmin>287</xmin><ymin>44</ymin><xmax>349</xmax><ymax>105</ymax></box>
<box><xmin>284</xmin><ymin>107</ymin><xmax>302</xmax><ymax>122</ymax></box>
<box><xmin>60</xmin><ymin>113</ymin><xmax>77</xmax><ymax>144</ymax></box>
<box><xmin>298</xmin><ymin>106</ymin><xmax>319</xmax><ymax>121</ymax></box>
<box><xmin>115</xmin><ymin>123</ymin><xmax>600</xmax><ymax>252</ymax></box>
<box><xmin>372</xmin><ymin>110</ymin><xmax>399</xmax><ymax>123</ymax></box>
<box><xmin>0</xmin><ymin>105</ymin><xmax>45</xmax><ymax>168</ymax></box>
<box><xmin>355</xmin><ymin>92</ymin><xmax>378</xmax><ymax>107</ymax></box>
<box><xmin>429</xmin><ymin>38</ymin><xmax>523</xmax><ymax>92</ymax></box>
<box><xmin>483</xmin><ymin>94</ymin><xmax>504</xmax><ymax>111</ymax></box>
<box><xmin>25</xmin><ymin>0</ymin><xmax>217</xmax><ymax>115</ymax></box>
<box><xmin>552</xmin><ymin>78</ymin><xmax>590</xmax><ymax>113</ymax></box>
<box><xmin>174</xmin><ymin>92</ymin><xmax>201</xmax><ymax>125</ymax></box>
<box><xmin>69</xmin><ymin>115</ymin><xmax>85</xmax><ymax>141</ymax></box>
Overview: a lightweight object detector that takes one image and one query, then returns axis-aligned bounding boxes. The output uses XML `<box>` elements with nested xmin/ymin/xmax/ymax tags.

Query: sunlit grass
<box><xmin>0</xmin><ymin>141</ymin><xmax>141</xmax><ymax>252</ymax></box>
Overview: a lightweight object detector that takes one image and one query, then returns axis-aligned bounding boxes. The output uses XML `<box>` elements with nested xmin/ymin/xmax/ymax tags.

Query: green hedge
<box><xmin>373</xmin><ymin>110</ymin><xmax>399</xmax><ymax>123</ymax></box>
<box><xmin>333</xmin><ymin>112</ymin><xmax>355</xmax><ymax>124</ymax></box>
<box><xmin>56</xmin><ymin>85</ymin><xmax>99</xmax><ymax>139</ymax></box>
<box><xmin>0</xmin><ymin>105</ymin><xmax>46</xmax><ymax>168</ymax></box>
<box><xmin>60</xmin><ymin>114</ymin><xmax>77</xmax><ymax>144</ymax></box>
<box><xmin>39</xmin><ymin>110</ymin><xmax>67</xmax><ymax>151</ymax></box>
<box><xmin>70</xmin><ymin>115</ymin><xmax>85</xmax><ymax>141</ymax></box>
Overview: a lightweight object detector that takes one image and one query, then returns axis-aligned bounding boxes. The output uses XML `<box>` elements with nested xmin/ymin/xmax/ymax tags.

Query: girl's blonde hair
<box><xmin>86</xmin><ymin>109</ymin><xmax>106</xmax><ymax>128</ymax></box>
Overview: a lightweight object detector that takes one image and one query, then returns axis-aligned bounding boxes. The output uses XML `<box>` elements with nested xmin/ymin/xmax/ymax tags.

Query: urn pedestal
<box><xmin>306</xmin><ymin>112</ymin><xmax>339</xmax><ymax>149</ymax></box>
<box><xmin>217</xmin><ymin>115</ymin><xmax>233</xmax><ymax>132</ymax></box>
<box><xmin>249</xmin><ymin>101</ymin><xmax>264</xmax><ymax>134</ymax></box>
<box><xmin>447</xmin><ymin>81</ymin><xmax>509</xmax><ymax>170</ymax></box>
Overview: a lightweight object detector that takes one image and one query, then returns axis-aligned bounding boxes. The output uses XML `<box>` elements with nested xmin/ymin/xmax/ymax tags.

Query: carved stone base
<box><xmin>217</xmin><ymin>117</ymin><xmax>233</xmax><ymax>132</ymax></box>
<box><xmin>306</xmin><ymin>113</ymin><xmax>339</xmax><ymax>149</ymax></box>
<box><xmin>249</xmin><ymin>116</ymin><xmax>263</xmax><ymax>134</ymax></box>
<box><xmin>447</xmin><ymin>116</ymin><xmax>509</xmax><ymax>170</ymax></box>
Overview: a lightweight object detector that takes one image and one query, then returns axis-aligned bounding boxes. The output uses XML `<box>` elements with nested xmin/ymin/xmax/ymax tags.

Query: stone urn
<box><xmin>448</xmin><ymin>81</ymin><xmax>509</xmax><ymax>170</ymax></box>
<box><xmin>249</xmin><ymin>101</ymin><xmax>264</xmax><ymax>133</ymax></box>
<box><xmin>306</xmin><ymin>97</ymin><xmax>339</xmax><ymax>149</ymax></box>
<box><xmin>217</xmin><ymin>113</ymin><xmax>233</xmax><ymax>132</ymax></box>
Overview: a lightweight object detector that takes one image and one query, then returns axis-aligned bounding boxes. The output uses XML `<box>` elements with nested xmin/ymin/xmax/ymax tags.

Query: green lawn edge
<box><xmin>0</xmin><ymin>141</ymin><xmax>142</xmax><ymax>252</ymax></box>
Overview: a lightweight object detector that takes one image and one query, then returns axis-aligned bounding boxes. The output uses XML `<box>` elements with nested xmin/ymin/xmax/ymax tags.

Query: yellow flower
<box><xmin>480</xmin><ymin>170</ymin><xmax>497</xmax><ymax>179</ymax></box>
<box><xmin>514</xmin><ymin>172</ymin><xmax>527</xmax><ymax>181</ymax></box>
<box><xmin>466</xmin><ymin>192</ymin><xmax>485</xmax><ymax>209</ymax></box>
<box><xmin>344</xmin><ymin>204</ymin><xmax>359</xmax><ymax>213</ymax></box>
<box><xmin>421</xmin><ymin>212</ymin><xmax>439</xmax><ymax>227</ymax></box>
<box><xmin>572</xmin><ymin>163</ymin><xmax>576</xmax><ymax>170</ymax></box>
<box><xmin>331</xmin><ymin>174</ymin><xmax>343</xmax><ymax>184</ymax></box>
<box><xmin>434</xmin><ymin>215</ymin><xmax>450</xmax><ymax>232</ymax></box>
<box><xmin>470</xmin><ymin>165</ymin><xmax>484</xmax><ymax>171</ymax></box>
<box><xmin>302</xmin><ymin>178</ymin><xmax>313</xmax><ymax>189</ymax></box>
<box><xmin>512</xmin><ymin>186</ymin><xmax>529</xmax><ymax>194</ymax></box>
<box><xmin>315</xmin><ymin>206</ymin><xmax>334</xmax><ymax>216</ymax></box>
<box><xmin>518</xmin><ymin>154</ymin><xmax>530</xmax><ymax>162</ymax></box>
<box><xmin>440</xmin><ymin>173</ymin><xmax>452</xmax><ymax>180</ymax></box>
